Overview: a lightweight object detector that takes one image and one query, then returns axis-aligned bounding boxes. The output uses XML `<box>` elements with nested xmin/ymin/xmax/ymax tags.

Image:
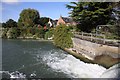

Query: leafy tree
<box><xmin>5</xmin><ymin>19</ymin><xmax>17</xmax><ymax>28</ymax></box>
<box><xmin>2</xmin><ymin>23</ymin><xmax>7</xmax><ymax>28</ymax></box>
<box><xmin>38</xmin><ymin>17</ymin><xmax>49</xmax><ymax>26</ymax></box>
<box><xmin>54</xmin><ymin>25</ymin><xmax>73</xmax><ymax>48</ymax></box>
<box><xmin>66</xmin><ymin>2</ymin><xmax>113</xmax><ymax>32</ymax></box>
<box><xmin>18</xmin><ymin>8</ymin><xmax>40</xmax><ymax>28</ymax></box>
<box><xmin>30</xmin><ymin>25</ymin><xmax>37</xmax><ymax>35</ymax></box>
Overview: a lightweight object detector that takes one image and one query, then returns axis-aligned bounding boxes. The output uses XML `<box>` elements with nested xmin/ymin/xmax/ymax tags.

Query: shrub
<box><xmin>45</xmin><ymin>28</ymin><xmax>54</xmax><ymax>40</ymax></box>
<box><xmin>54</xmin><ymin>25</ymin><xmax>73</xmax><ymax>48</ymax></box>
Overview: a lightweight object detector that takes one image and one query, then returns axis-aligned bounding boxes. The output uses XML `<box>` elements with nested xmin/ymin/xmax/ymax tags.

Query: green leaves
<box><xmin>18</xmin><ymin>8</ymin><xmax>40</xmax><ymax>28</ymax></box>
<box><xmin>54</xmin><ymin>25</ymin><xmax>73</xmax><ymax>48</ymax></box>
<box><xmin>66</xmin><ymin>2</ymin><xmax>112</xmax><ymax>32</ymax></box>
<box><xmin>39</xmin><ymin>17</ymin><xmax>49</xmax><ymax>26</ymax></box>
<box><xmin>4</xmin><ymin>19</ymin><xmax>17</xmax><ymax>28</ymax></box>
<box><xmin>45</xmin><ymin>28</ymin><xmax>54</xmax><ymax>40</ymax></box>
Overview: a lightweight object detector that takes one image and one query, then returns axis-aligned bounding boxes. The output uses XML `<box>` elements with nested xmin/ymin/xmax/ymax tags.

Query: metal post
<box><xmin>82</xmin><ymin>32</ymin><xmax>83</xmax><ymax>39</ymax></box>
<box><xmin>103</xmin><ymin>35</ymin><xmax>105</xmax><ymax>44</ymax></box>
<box><xmin>90</xmin><ymin>33</ymin><xmax>92</xmax><ymax>41</ymax></box>
<box><xmin>96</xmin><ymin>26</ymin><xmax>98</xmax><ymax>37</ymax></box>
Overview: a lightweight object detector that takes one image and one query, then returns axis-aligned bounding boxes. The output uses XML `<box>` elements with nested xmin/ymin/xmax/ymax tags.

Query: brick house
<box><xmin>57</xmin><ymin>16</ymin><xmax>76</xmax><ymax>26</ymax></box>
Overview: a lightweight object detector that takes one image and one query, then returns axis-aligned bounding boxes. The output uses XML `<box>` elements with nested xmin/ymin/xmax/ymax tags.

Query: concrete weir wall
<box><xmin>72</xmin><ymin>38</ymin><xmax>119</xmax><ymax>60</ymax></box>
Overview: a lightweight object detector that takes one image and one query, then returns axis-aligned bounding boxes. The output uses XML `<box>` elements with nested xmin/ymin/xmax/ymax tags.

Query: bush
<box><xmin>35</xmin><ymin>28</ymin><xmax>45</xmax><ymax>38</ymax></box>
<box><xmin>7</xmin><ymin>28</ymin><xmax>19</xmax><ymax>39</ymax></box>
<box><xmin>45</xmin><ymin>28</ymin><xmax>54</xmax><ymax>40</ymax></box>
<box><xmin>2</xmin><ymin>28</ymin><xmax>8</xmax><ymax>38</ymax></box>
<box><xmin>54</xmin><ymin>25</ymin><xmax>73</xmax><ymax>48</ymax></box>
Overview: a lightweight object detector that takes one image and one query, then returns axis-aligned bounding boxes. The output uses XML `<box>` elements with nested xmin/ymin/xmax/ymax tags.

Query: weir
<box><xmin>72</xmin><ymin>37</ymin><xmax>119</xmax><ymax>60</ymax></box>
<box><xmin>2</xmin><ymin>39</ymin><xmax>120</xmax><ymax>78</ymax></box>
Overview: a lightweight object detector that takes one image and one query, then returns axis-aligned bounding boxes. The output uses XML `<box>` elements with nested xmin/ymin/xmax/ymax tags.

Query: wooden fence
<box><xmin>73</xmin><ymin>32</ymin><xmax>119</xmax><ymax>47</ymax></box>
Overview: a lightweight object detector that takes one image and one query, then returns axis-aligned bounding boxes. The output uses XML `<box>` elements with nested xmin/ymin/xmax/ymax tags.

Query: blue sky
<box><xmin>1</xmin><ymin>2</ymin><xmax>73</xmax><ymax>23</ymax></box>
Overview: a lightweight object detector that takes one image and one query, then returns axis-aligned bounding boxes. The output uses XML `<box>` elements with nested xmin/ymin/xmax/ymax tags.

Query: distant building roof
<box><xmin>61</xmin><ymin>17</ymin><xmax>73</xmax><ymax>23</ymax></box>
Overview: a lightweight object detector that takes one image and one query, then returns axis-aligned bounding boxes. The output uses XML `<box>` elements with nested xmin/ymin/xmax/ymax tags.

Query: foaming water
<box><xmin>3</xmin><ymin>39</ymin><xmax>108</xmax><ymax>78</ymax></box>
<box><xmin>37</xmin><ymin>49</ymin><xmax>106</xmax><ymax>78</ymax></box>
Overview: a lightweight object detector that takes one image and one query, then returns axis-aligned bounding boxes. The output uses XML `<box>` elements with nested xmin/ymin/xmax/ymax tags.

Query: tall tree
<box><xmin>18</xmin><ymin>8</ymin><xmax>40</xmax><ymax>28</ymax></box>
<box><xmin>66</xmin><ymin>2</ymin><xmax>113</xmax><ymax>32</ymax></box>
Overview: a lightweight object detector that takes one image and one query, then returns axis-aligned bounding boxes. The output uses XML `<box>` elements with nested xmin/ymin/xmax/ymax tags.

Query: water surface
<box><xmin>2</xmin><ymin>39</ymin><xmax>106</xmax><ymax>78</ymax></box>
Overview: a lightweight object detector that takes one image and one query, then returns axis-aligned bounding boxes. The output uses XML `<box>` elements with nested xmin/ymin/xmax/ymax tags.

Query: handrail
<box><xmin>73</xmin><ymin>32</ymin><xmax>119</xmax><ymax>47</ymax></box>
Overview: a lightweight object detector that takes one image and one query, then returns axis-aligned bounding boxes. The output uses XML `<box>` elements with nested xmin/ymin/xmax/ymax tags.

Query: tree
<box><xmin>5</xmin><ymin>19</ymin><xmax>17</xmax><ymax>28</ymax></box>
<box><xmin>38</xmin><ymin>17</ymin><xmax>49</xmax><ymax>26</ymax></box>
<box><xmin>35</xmin><ymin>28</ymin><xmax>45</xmax><ymax>38</ymax></box>
<box><xmin>66</xmin><ymin>2</ymin><xmax>113</xmax><ymax>32</ymax></box>
<box><xmin>54</xmin><ymin>25</ymin><xmax>73</xmax><ymax>48</ymax></box>
<box><xmin>18</xmin><ymin>8</ymin><xmax>40</xmax><ymax>28</ymax></box>
<box><xmin>2</xmin><ymin>23</ymin><xmax>6</xmax><ymax>28</ymax></box>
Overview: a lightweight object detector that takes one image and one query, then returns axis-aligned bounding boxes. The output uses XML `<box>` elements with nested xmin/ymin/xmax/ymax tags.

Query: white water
<box><xmin>2</xmin><ymin>49</ymin><xmax>119</xmax><ymax>78</ymax></box>
<box><xmin>1</xmin><ymin>71</ymin><xmax>26</xmax><ymax>78</ymax></box>
<box><xmin>41</xmin><ymin>50</ymin><xmax>106</xmax><ymax>78</ymax></box>
<box><xmin>2</xmin><ymin>39</ymin><xmax>119</xmax><ymax>78</ymax></box>
<box><xmin>100</xmin><ymin>63</ymin><xmax>120</xmax><ymax>78</ymax></box>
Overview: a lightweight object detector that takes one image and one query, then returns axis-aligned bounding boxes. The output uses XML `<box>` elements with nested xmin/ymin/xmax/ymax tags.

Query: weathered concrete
<box><xmin>72</xmin><ymin>38</ymin><xmax>119</xmax><ymax>60</ymax></box>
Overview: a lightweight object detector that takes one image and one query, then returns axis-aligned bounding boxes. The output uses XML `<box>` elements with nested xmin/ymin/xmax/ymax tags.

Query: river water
<box><xmin>2</xmin><ymin>39</ymin><xmax>107</xmax><ymax>78</ymax></box>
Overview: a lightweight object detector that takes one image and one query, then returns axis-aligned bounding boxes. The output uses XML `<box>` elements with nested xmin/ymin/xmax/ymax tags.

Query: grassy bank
<box><xmin>64</xmin><ymin>48</ymin><xmax>120</xmax><ymax>69</ymax></box>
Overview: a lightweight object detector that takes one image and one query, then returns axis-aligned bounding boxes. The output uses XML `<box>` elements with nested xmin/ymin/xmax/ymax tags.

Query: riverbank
<box><xmin>64</xmin><ymin>48</ymin><xmax>120</xmax><ymax>68</ymax></box>
<box><xmin>2</xmin><ymin>38</ymin><xmax>53</xmax><ymax>42</ymax></box>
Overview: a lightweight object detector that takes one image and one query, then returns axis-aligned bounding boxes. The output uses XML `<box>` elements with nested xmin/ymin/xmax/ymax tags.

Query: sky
<box><xmin>1</xmin><ymin>0</ymin><xmax>77</xmax><ymax>23</ymax></box>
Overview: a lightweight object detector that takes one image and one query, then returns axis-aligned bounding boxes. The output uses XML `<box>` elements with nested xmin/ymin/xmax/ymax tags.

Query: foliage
<box><xmin>45</xmin><ymin>28</ymin><xmax>54</xmax><ymax>40</ymax></box>
<box><xmin>66</xmin><ymin>2</ymin><xmax>113</xmax><ymax>32</ymax></box>
<box><xmin>7</xmin><ymin>28</ymin><xmax>20</xmax><ymax>39</ymax></box>
<box><xmin>54</xmin><ymin>25</ymin><xmax>73</xmax><ymax>48</ymax></box>
<box><xmin>106</xmin><ymin>2</ymin><xmax>120</xmax><ymax>39</ymax></box>
<box><xmin>2</xmin><ymin>28</ymin><xmax>8</xmax><ymax>38</ymax></box>
<box><xmin>18</xmin><ymin>8</ymin><xmax>40</xmax><ymax>28</ymax></box>
<box><xmin>2</xmin><ymin>23</ymin><xmax>7</xmax><ymax>28</ymax></box>
<box><xmin>35</xmin><ymin>28</ymin><xmax>45</xmax><ymax>38</ymax></box>
<box><xmin>3</xmin><ymin>19</ymin><xmax>17</xmax><ymax>28</ymax></box>
<box><xmin>38</xmin><ymin>17</ymin><xmax>49</xmax><ymax>26</ymax></box>
<box><xmin>105</xmin><ymin>25</ymin><xmax>120</xmax><ymax>39</ymax></box>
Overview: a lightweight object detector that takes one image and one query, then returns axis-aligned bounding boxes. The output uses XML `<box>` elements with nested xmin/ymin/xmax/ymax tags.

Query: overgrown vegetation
<box><xmin>45</xmin><ymin>28</ymin><xmax>54</xmax><ymax>40</ymax></box>
<box><xmin>54</xmin><ymin>25</ymin><xmax>73</xmax><ymax>48</ymax></box>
